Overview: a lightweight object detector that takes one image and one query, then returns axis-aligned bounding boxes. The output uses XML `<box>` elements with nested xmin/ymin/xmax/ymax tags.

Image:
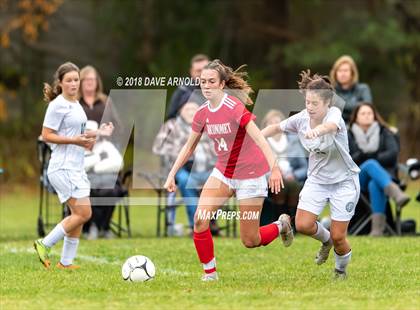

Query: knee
<box><xmin>295</xmin><ymin>218</ymin><xmax>315</xmax><ymax>235</ymax></box>
<box><xmin>193</xmin><ymin>214</ymin><xmax>209</xmax><ymax>233</ymax></box>
<box><xmin>241</xmin><ymin>235</ymin><xmax>260</xmax><ymax>248</ymax></box>
<box><xmin>361</xmin><ymin>159</ymin><xmax>379</xmax><ymax>170</ymax></box>
<box><xmin>331</xmin><ymin>231</ymin><xmax>346</xmax><ymax>246</ymax></box>
<box><xmin>78</xmin><ymin>207</ymin><xmax>92</xmax><ymax>223</ymax></box>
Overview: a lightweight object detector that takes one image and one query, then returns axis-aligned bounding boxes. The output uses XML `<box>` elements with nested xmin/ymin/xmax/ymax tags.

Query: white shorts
<box><xmin>298</xmin><ymin>174</ymin><xmax>360</xmax><ymax>222</ymax></box>
<box><xmin>210</xmin><ymin>168</ymin><xmax>268</xmax><ymax>200</ymax></box>
<box><xmin>47</xmin><ymin>169</ymin><xmax>90</xmax><ymax>203</ymax></box>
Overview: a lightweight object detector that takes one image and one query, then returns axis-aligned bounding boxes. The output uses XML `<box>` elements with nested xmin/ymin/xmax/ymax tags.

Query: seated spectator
<box><xmin>153</xmin><ymin>98</ymin><xmax>216</xmax><ymax>234</ymax></box>
<box><xmin>348</xmin><ymin>103</ymin><xmax>410</xmax><ymax>236</ymax></box>
<box><xmin>84</xmin><ymin>120</ymin><xmax>124</xmax><ymax>239</ymax></box>
<box><xmin>330</xmin><ymin>55</ymin><xmax>372</xmax><ymax>123</ymax></box>
<box><xmin>260</xmin><ymin>110</ymin><xmax>308</xmax><ymax>226</ymax></box>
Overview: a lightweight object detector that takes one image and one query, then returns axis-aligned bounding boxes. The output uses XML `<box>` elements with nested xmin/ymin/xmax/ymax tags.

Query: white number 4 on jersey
<box><xmin>215</xmin><ymin>137</ymin><xmax>228</xmax><ymax>152</ymax></box>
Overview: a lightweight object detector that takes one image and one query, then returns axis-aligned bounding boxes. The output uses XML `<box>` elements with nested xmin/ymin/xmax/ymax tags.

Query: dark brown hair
<box><xmin>298</xmin><ymin>69</ymin><xmax>335</xmax><ymax>105</ymax></box>
<box><xmin>349</xmin><ymin>103</ymin><xmax>389</xmax><ymax>129</ymax></box>
<box><xmin>43</xmin><ymin>62</ymin><xmax>80</xmax><ymax>102</ymax></box>
<box><xmin>204</xmin><ymin>59</ymin><xmax>253</xmax><ymax>105</ymax></box>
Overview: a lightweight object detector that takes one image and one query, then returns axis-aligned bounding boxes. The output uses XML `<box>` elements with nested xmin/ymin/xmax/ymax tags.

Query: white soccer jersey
<box><xmin>279</xmin><ymin>106</ymin><xmax>360</xmax><ymax>184</ymax></box>
<box><xmin>43</xmin><ymin>94</ymin><xmax>88</xmax><ymax>173</ymax></box>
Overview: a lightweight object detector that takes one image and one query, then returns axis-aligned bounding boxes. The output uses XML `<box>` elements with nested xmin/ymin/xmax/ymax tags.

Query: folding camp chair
<box><xmin>88</xmin><ymin>169</ymin><xmax>132</xmax><ymax>238</ymax></box>
<box><xmin>349</xmin><ymin>130</ymin><xmax>410</xmax><ymax>236</ymax></box>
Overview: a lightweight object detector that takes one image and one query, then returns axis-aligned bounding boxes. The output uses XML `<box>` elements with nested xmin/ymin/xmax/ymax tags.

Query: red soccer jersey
<box><xmin>191</xmin><ymin>94</ymin><xmax>269</xmax><ymax>179</ymax></box>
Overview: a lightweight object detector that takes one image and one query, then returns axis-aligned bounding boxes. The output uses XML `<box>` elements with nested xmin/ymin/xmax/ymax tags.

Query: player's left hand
<box><xmin>269</xmin><ymin>166</ymin><xmax>284</xmax><ymax>194</ymax></box>
<box><xmin>99</xmin><ymin>122</ymin><xmax>114</xmax><ymax>136</ymax></box>
<box><xmin>305</xmin><ymin>128</ymin><xmax>321</xmax><ymax>139</ymax></box>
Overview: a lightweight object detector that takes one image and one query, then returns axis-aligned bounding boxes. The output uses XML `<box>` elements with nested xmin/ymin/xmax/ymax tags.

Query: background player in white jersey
<box><xmin>34</xmin><ymin>62</ymin><xmax>113</xmax><ymax>269</ymax></box>
<box><xmin>164</xmin><ymin>60</ymin><xmax>294</xmax><ymax>281</ymax></box>
<box><xmin>262</xmin><ymin>70</ymin><xmax>360</xmax><ymax>279</ymax></box>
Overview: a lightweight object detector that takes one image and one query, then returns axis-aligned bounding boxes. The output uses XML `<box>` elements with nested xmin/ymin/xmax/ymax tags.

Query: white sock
<box><xmin>275</xmin><ymin>220</ymin><xmax>284</xmax><ymax>234</ymax></box>
<box><xmin>203</xmin><ymin>258</ymin><xmax>216</xmax><ymax>273</ymax></box>
<box><xmin>42</xmin><ymin>223</ymin><xmax>66</xmax><ymax>248</ymax></box>
<box><xmin>60</xmin><ymin>236</ymin><xmax>79</xmax><ymax>266</ymax></box>
<box><xmin>311</xmin><ymin>221</ymin><xmax>331</xmax><ymax>243</ymax></box>
<box><xmin>335</xmin><ymin>250</ymin><xmax>352</xmax><ymax>272</ymax></box>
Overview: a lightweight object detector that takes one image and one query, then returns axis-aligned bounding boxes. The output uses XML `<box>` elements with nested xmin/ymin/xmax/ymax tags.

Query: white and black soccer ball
<box><xmin>121</xmin><ymin>255</ymin><xmax>156</xmax><ymax>282</ymax></box>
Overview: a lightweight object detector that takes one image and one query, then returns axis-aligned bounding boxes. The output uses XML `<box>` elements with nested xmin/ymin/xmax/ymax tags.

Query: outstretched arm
<box><xmin>306</xmin><ymin>107</ymin><xmax>342</xmax><ymax>139</ymax></box>
<box><xmin>246</xmin><ymin>121</ymin><xmax>284</xmax><ymax>194</ymax></box>
<box><xmin>305</xmin><ymin>122</ymin><xmax>338</xmax><ymax>139</ymax></box>
<box><xmin>261</xmin><ymin>124</ymin><xmax>283</xmax><ymax>138</ymax></box>
<box><xmin>164</xmin><ymin>131</ymin><xmax>202</xmax><ymax>192</ymax></box>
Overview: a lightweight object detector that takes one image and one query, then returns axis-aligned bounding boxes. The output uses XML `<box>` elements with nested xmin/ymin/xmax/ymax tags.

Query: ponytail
<box><xmin>43</xmin><ymin>81</ymin><xmax>62</xmax><ymax>102</ymax></box>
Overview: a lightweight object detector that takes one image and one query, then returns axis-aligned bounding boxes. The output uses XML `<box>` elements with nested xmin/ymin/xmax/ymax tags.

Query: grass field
<box><xmin>1</xmin><ymin>185</ymin><xmax>420</xmax><ymax>309</ymax></box>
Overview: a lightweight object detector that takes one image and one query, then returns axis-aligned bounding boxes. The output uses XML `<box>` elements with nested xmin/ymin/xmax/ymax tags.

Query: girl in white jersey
<box><xmin>263</xmin><ymin>70</ymin><xmax>360</xmax><ymax>279</ymax></box>
<box><xmin>164</xmin><ymin>60</ymin><xmax>294</xmax><ymax>281</ymax></box>
<box><xmin>34</xmin><ymin>62</ymin><xmax>113</xmax><ymax>269</ymax></box>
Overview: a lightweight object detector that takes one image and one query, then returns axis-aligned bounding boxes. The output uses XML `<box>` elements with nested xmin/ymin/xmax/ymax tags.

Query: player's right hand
<box><xmin>74</xmin><ymin>134</ymin><xmax>96</xmax><ymax>149</ymax></box>
<box><xmin>164</xmin><ymin>176</ymin><xmax>177</xmax><ymax>193</ymax></box>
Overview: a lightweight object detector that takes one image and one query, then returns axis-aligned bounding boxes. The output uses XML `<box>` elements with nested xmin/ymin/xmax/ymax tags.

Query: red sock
<box><xmin>193</xmin><ymin>228</ymin><xmax>216</xmax><ymax>273</ymax></box>
<box><xmin>259</xmin><ymin>223</ymin><xmax>279</xmax><ymax>246</ymax></box>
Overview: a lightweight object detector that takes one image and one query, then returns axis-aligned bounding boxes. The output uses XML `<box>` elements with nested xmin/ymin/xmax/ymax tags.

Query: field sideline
<box><xmin>1</xmin><ymin>186</ymin><xmax>419</xmax><ymax>309</ymax></box>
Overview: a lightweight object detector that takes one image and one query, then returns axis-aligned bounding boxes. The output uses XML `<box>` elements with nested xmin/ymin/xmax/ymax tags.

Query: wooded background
<box><xmin>1</xmin><ymin>0</ymin><xmax>419</xmax><ymax>183</ymax></box>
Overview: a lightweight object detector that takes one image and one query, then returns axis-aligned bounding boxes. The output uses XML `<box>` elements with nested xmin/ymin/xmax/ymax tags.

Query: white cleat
<box><xmin>315</xmin><ymin>239</ymin><xmax>333</xmax><ymax>265</ymax></box>
<box><xmin>201</xmin><ymin>272</ymin><xmax>219</xmax><ymax>281</ymax></box>
<box><xmin>278</xmin><ymin>214</ymin><xmax>294</xmax><ymax>247</ymax></box>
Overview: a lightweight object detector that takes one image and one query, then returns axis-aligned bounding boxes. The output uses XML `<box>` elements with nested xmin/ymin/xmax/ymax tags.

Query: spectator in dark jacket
<box><xmin>348</xmin><ymin>103</ymin><xmax>410</xmax><ymax>236</ymax></box>
<box><xmin>330</xmin><ymin>55</ymin><xmax>372</xmax><ymax>123</ymax></box>
<box><xmin>166</xmin><ymin>54</ymin><xmax>209</xmax><ymax>120</ymax></box>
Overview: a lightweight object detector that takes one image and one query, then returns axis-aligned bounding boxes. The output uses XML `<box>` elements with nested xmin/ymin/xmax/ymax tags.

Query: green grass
<box><xmin>1</xmin><ymin>238</ymin><xmax>420</xmax><ymax>309</ymax></box>
<box><xmin>1</xmin><ymin>185</ymin><xmax>420</xmax><ymax>309</ymax></box>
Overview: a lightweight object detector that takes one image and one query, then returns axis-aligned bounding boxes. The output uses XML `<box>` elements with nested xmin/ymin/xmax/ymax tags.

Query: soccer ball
<box><xmin>121</xmin><ymin>255</ymin><xmax>156</xmax><ymax>282</ymax></box>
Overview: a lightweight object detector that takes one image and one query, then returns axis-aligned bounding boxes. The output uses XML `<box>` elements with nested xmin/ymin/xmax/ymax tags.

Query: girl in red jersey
<box><xmin>164</xmin><ymin>59</ymin><xmax>294</xmax><ymax>281</ymax></box>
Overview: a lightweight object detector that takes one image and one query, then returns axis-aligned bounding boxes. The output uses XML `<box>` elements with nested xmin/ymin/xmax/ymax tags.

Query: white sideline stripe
<box><xmin>2</xmin><ymin>246</ymin><xmax>191</xmax><ymax>276</ymax></box>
